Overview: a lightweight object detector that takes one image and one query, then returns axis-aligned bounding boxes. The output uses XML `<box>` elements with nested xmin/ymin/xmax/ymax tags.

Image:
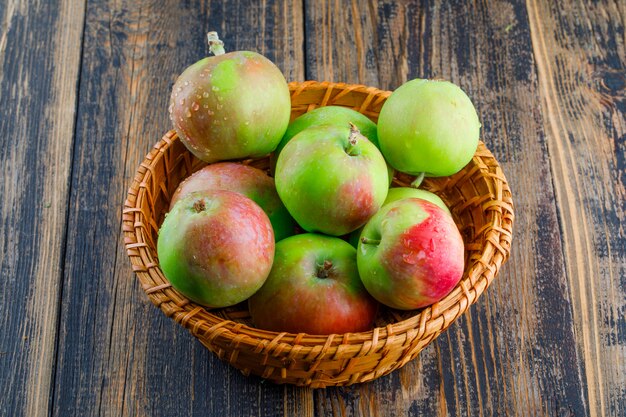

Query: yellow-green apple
<box><xmin>169</xmin><ymin>32</ymin><xmax>290</xmax><ymax>163</ymax></box>
<box><xmin>357</xmin><ymin>198</ymin><xmax>465</xmax><ymax>310</ymax></box>
<box><xmin>157</xmin><ymin>190</ymin><xmax>275</xmax><ymax>308</ymax></box>
<box><xmin>378</xmin><ymin>79</ymin><xmax>480</xmax><ymax>177</ymax></box>
<box><xmin>271</xmin><ymin>105</ymin><xmax>393</xmax><ymax>182</ymax></box>
<box><xmin>170</xmin><ymin>162</ymin><xmax>296</xmax><ymax>241</ymax></box>
<box><xmin>275</xmin><ymin>124</ymin><xmax>389</xmax><ymax>236</ymax></box>
<box><xmin>249</xmin><ymin>234</ymin><xmax>378</xmax><ymax>334</ymax></box>
<box><xmin>274</xmin><ymin>105</ymin><xmax>379</xmax><ymax>156</ymax></box>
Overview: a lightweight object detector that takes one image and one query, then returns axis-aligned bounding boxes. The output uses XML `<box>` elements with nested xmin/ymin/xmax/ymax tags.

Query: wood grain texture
<box><xmin>0</xmin><ymin>0</ymin><xmax>622</xmax><ymax>415</ymax></box>
<box><xmin>527</xmin><ymin>1</ymin><xmax>626</xmax><ymax>416</ymax></box>
<box><xmin>51</xmin><ymin>1</ymin><xmax>307</xmax><ymax>416</ymax></box>
<box><xmin>0</xmin><ymin>1</ymin><xmax>85</xmax><ymax>416</ymax></box>
<box><xmin>303</xmin><ymin>0</ymin><xmax>381</xmax><ymax>86</ymax></box>
<box><xmin>305</xmin><ymin>0</ymin><xmax>589</xmax><ymax>415</ymax></box>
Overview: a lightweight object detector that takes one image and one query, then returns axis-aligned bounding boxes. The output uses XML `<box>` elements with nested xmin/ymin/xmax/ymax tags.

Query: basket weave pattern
<box><xmin>123</xmin><ymin>81</ymin><xmax>514</xmax><ymax>387</ymax></box>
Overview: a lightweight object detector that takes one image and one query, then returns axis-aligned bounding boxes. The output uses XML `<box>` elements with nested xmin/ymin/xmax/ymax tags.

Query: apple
<box><xmin>347</xmin><ymin>187</ymin><xmax>450</xmax><ymax>247</ymax></box>
<box><xmin>170</xmin><ymin>162</ymin><xmax>296</xmax><ymax>241</ymax></box>
<box><xmin>275</xmin><ymin>124</ymin><xmax>389</xmax><ymax>236</ymax></box>
<box><xmin>384</xmin><ymin>187</ymin><xmax>450</xmax><ymax>215</ymax></box>
<box><xmin>357</xmin><ymin>198</ymin><xmax>465</xmax><ymax>310</ymax></box>
<box><xmin>377</xmin><ymin>79</ymin><xmax>480</xmax><ymax>176</ymax></box>
<box><xmin>248</xmin><ymin>233</ymin><xmax>378</xmax><ymax>334</ymax></box>
<box><xmin>274</xmin><ymin>105</ymin><xmax>379</xmax><ymax>156</ymax></box>
<box><xmin>157</xmin><ymin>190</ymin><xmax>275</xmax><ymax>308</ymax></box>
<box><xmin>271</xmin><ymin>105</ymin><xmax>394</xmax><ymax>182</ymax></box>
<box><xmin>169</xmin><ymin>32</ymin><xmax>290</xmax><ymax>163</ymax></box>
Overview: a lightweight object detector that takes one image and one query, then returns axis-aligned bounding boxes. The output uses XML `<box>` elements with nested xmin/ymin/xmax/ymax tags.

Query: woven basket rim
<box><xmin>123</xmin><ymin>80</ymin><xmax>514</xmax><ymax>365</ymax></box>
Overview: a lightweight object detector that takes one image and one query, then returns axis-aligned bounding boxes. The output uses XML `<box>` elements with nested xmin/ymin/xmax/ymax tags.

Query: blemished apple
<box><xmin>377</xmin><ymin>79</ymin><xmax>480</xmax><ymax>177</ymax></box>
<box><xmin>357</xmin><ymin>198</ymin><xmax>465</xmax><ymax>310</ymax></box>
<box><xmin>275</xmin><ymin>124</ymin><xmax>389</xmax><ymax>236</ymax></box>
<box><xmin>170</xmin><ymin>162</ymin><xmax>296</xmax><ymax>241</ymax></box>
<box><xmin>169</xmin><ymin>32</ymin><xmax>290</xmax><ymax>163</ymax></box>
<box><xmin>158</xmin><ymin>190</ymin><xmax>275</xmax><ymax>308</ymax></box>
<box><xmin>249</xmin><ymin>233</ymin><xmax>379</xmax><ymax>334</ymax></box>
<box><xmin>347</xmin><ymin>187</ymin><xmax>450</xmax><ymax>247</ymax></box>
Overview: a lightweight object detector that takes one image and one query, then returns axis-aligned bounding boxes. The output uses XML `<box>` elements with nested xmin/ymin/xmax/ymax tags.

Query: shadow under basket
<box><xmin>123</xmin><ymin>81</ymin><xmax>514</xmax><ymax>388</ymax></box>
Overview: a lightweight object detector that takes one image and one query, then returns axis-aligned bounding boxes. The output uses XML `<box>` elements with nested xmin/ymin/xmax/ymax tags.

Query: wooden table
<box><xmin>1</xmin><ymin>1</ymin><xmax>624</xmax><ymax>416</ymax></box>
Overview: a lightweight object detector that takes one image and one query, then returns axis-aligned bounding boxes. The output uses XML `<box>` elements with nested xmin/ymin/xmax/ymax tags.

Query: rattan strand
<box><xmin>123</xmin><ymin>81</ymin><xmax>514</xmax><ymax>387</ymax></box>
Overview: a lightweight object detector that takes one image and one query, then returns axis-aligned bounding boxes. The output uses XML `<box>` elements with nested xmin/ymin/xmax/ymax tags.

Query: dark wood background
<box><xmin>1</xmin><ymin>0</ymin><xmax>624</xmax><ymax>416</ymax></box>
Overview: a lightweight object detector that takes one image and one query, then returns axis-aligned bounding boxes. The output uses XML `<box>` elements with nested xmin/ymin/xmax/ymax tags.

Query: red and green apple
<box><xmin>275</xmin><ymin>124</ymin><xmax>389</xmax><ymax>236</ymax></box>
<box><xmin>158</xmin><ymin>190</ymin><xmax>275</xmax><ymax>308</ymax></box>
<box><xmin>169</xmin><ymin>32</ymin><xmax>290</xmax><ymax>163</ymax></box>
<box><xmin>348</xmin><ymin>187</ymin><xmax>451</xmax><ymax>247</ymax></box>
<box><xmin>383</xmin><ymin>187</ymin><xmax>450</xmax><ymax>215</ymax></box>
<box><xmin>249</xmin><ymin>233</ymin><xmax>378</xmax><ymax>334</ymax></box>
<box><xmin>357</xmin><ymin>198</ymin><xmax>465</xmax><ymax>310</ymax></box>
<box><xmin>271</xmin><ymin>105</ymin><xmax>393</xmax><ymax>182</ymax></box>
<box><xmin>170</xmin><ymin>162</ymin><xmax>296</xmax><ymax>241</ymax></box>
<box><xmin>274</xmin><ymin>105</ymin><xmax>379</xmax><ymax>156</ymax></box>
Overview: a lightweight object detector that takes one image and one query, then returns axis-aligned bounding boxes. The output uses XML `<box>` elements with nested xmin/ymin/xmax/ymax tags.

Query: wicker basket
<box><xmin>123</xmin><ymin>81</ymin><xmax>514</xmax><ymax>388</ymax></box>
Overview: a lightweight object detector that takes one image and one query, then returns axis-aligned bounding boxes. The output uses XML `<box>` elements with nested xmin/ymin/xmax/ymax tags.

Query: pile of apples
<box><xmin>157</xmin><ymin>33</ymin><xmax>480</xmax><ymax>335</ymax></box>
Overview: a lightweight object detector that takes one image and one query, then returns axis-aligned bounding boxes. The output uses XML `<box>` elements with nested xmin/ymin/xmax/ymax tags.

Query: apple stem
<box><xmin>410</xmin><ymin>172</ymin><xmax>425</xmax><ymax>188</ymax></box>
<box><xmin>361</xmin><ymin>237</ymin><xmax>381</xmax><ymax>245</ymax></box>
<box><xmin>345</xmin><ymin>122</ymin><xmax>361</xmax><ymax>156</ymax></box>
<box><xmin>193</xmin><ymin>199</ymin><xmax>206</xmax><ymax>213</ymax></box>
<box><xmin>207</xmin><ymin>31</ymin><xmax>226</xmax><ymax>56</ymax></box>
<box><xmin>316</xmin><ymin>260</ymin><xmax>333</xmax><ymax>278</ymax></box>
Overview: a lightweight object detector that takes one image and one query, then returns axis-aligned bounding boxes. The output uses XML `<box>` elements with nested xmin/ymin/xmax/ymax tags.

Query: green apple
<box><xmin>275</xmin><ymin>124</ymin><xmax>389</xmax><ymax>236</ymax></box>
<box><xmin>276</xmin><ymin>106</ymin><xmax>379</xmax><ymax>154</ymax></box>
<box><xmin>378</xmin><ymin>79</ymin><xmax>480</xmax><ymax>176</ymax></box>
<box><xmin>271</xmin><ymin>105</ymin><xmax>394</xmax><ymax>182</ymax></box>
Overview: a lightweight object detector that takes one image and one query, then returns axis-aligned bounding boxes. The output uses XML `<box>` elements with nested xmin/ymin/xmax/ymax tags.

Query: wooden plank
<box><xmin>0</xmin><ymin>0</ymin><xmax>85</xmax><ymax>416</ymax></box>
<box><xmin>51</xmin><ymin>1</ymin><xmax>308</xmax><ymax>416</ymax></box>
<box><xmin>527</xmin><ymin>1</ymin><xmax>626</xmax><ymax>416</ymax></box>
<box><xmin>304</xmin><ymin>0</ymin><xmax>588</xmax><ymax>415</ymax></box>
